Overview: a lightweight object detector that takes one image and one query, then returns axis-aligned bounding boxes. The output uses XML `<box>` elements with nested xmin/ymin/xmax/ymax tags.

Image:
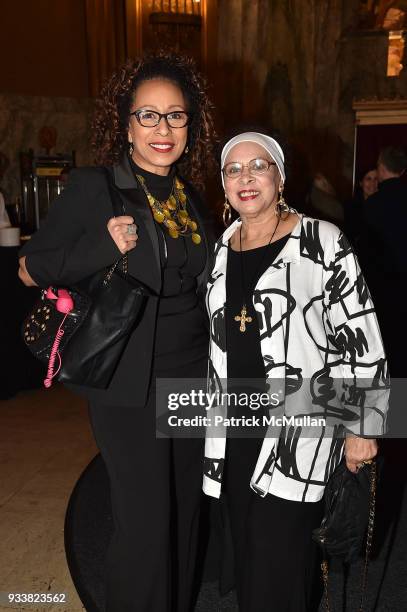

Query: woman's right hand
<box><xmin>107</xmin><ymin>216</ymin><xmax>138</xmax><ymax>254</ymax></box>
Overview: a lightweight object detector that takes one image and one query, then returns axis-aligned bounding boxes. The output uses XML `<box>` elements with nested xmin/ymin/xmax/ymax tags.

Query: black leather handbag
<box><xmin>22</xmin><ymin>169</ymin><xmax>151</xmax><ymax>389</ymax></box>
<box><xmin>312</xmin><ymin>458</ymin><xmax>378</xmax><ymax>611</ymax></box>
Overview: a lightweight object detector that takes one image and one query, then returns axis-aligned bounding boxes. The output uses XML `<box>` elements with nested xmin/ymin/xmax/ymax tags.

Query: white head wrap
<box><xmin>221</xmin><ymin>131</ymin><xmax>285</xmax><ymax>190</ymax></box>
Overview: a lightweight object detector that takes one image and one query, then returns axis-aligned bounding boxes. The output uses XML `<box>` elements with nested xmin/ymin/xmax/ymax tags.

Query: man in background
<box><xmin>361</xmin><ymin>145</ymin><xmax>407</xmax><ymax>376</ymax></box>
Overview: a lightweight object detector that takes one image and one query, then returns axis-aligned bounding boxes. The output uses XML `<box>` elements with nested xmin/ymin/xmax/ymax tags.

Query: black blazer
<box><xmin>21</xmin><ymin>155</ymin><xmax>216</xmax><ymax>406</ymax></box>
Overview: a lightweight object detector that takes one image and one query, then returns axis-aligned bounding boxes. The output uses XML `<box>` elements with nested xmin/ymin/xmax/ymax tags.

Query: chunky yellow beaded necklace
<box><xmin>136</xmin><ymin>174</ymin><xmax>201</xmax><ymax>244</ymax></box>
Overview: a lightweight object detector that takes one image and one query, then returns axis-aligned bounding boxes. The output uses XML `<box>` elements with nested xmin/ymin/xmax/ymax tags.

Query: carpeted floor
<box><xmin>65</xmin><ymin>439</ymin><xmax>407</xmax><ymax>612</ymax></box>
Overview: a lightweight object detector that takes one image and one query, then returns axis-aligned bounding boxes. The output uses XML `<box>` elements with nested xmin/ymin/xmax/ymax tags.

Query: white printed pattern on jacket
<box><xmin>203</xmin><ymin>215</ymin><xmax>388</xmax><ymax>502</ymax></box>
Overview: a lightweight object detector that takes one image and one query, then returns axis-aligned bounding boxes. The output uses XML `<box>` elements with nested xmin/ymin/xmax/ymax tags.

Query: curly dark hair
<box><xmin>92</xmin><ymin>51</ymin><xmax>217</xmax><ymax>188</ymax></box>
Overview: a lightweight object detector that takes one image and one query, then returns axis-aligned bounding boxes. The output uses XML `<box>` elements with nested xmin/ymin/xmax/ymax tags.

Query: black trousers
<box><xmin>225</xmin><ymin>490</ymin><xmax>324</xmax><ymax>612</ymax></box>
<box><xmin>224</xmin><ymin>436</ymin><xmax>324</xmax><ymax>612</ymax></box>
<box><xmin>88</xmin><ymin>398</ymin><xmax>204</xmax><ymax>612</ymax></box>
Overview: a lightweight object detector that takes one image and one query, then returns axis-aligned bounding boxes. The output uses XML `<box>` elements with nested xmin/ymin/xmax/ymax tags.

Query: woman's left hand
<box><xmin>344</xmin><ymin>435</ymin><xmax>378</xmax><ymax>473</ymax></box>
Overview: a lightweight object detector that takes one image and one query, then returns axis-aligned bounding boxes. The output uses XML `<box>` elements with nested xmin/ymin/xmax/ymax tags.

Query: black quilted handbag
<box><xmin>22</xmin><ymin>169</ymin><xmax>151</xmax><ymax>389</ymax></box>
<box><xmin>312</xmin><ymin>458</ymin><xmax>379</xmax><ymax>611</ymax></box>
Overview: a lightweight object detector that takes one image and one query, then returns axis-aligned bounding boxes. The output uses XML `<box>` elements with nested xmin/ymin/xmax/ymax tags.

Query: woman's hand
<box><xmin>18</xmin><ymin>256</ymin><xmax>38</xmax><ymax>287</ymax></box>
<box><xmin>107</xmin><ymin>216</ymin><xmax>138</xmax><ymax>255</ymax></box>
<box><xmin>344</xmin><ymin>434</ymin><xmax>378</xmax><ymax>473</ymax></box>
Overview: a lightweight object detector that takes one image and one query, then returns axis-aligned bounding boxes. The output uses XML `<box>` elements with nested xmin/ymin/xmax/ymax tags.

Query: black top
<box><xmin>226</xmin><ymin>233</ymin><xmax>290</xmax><ymax>381</ymax></box>
<box><xmin>129</xmin><ymin>159</ymin><xmax>207</xmax><ymax>368</ymax></box>
<box><xmin>130</xmin><ymin>158</ymin><xmax>206</xmax><ymax>302</ymax></box>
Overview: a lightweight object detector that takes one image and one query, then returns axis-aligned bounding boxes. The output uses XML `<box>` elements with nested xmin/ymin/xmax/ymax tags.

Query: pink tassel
<box><xmin>43</xmin><ymin>287</ymin><xmax>74</xmax><ymax>388</ymax></box>
<box><xmin>44</xmin><ymin>315</ymin><xmax>67</xmax><ymax>388</ymax></box>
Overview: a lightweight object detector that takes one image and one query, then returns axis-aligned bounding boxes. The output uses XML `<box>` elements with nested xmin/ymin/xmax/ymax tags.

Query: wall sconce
<box><xmin>152</xmin><ymin>0</ymin><xmax>201</xmax><ymax>11</ymax></box>
<box><xmin>387</xmin><ymin>30</ymin><xmax>405</xmax><ymax>77</ymax></box>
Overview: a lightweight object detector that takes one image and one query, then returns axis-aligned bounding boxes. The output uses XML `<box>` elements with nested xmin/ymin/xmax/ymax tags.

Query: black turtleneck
<box><xmin>129</xmin><ymin>157</ymin><xmax>176</xmax><ymax>201</ymax></box>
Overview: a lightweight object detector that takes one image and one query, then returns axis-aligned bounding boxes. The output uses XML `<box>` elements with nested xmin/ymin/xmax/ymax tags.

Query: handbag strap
<box><xmin>359</xmin><ymin>459</ymin><xmax>377</xmax><ymax>611</ymax></box>
<box><xmin>321</xmin><ymin>557</ymin><xmax>332</xmax><ymax>611</ymax></box>
<box><xmin>322</xmin><ymin>460</ymin><xmax>378</xmax><ymax>612</ymax></box>
<box><xmin>102</xmin><ymin>167</ymin><xmax>128</xmax><ymax>277</ymax></box>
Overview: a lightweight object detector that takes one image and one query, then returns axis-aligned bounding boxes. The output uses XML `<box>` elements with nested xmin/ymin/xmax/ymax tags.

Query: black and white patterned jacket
<box><xmin>203</xmin><ymin>214</ymin><xmax>388</xmax><ymax>502</ymax></box>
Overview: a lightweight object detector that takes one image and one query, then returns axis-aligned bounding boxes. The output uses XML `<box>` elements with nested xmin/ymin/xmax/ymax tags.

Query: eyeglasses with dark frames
<box><xmin>130</xmin><ymin>109</ymin><xmax>191</xmax><ymax>129</ymax></box>
<box><xmin>222</xmin><ymin>158</ymin><xmax>276</xmax><ymax>178</ymax></box>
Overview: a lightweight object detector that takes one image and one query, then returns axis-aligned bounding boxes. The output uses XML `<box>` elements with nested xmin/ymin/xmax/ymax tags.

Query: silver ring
<box><xmin>127</xmin><ymin>223</ymin><xmax>137</xmax><ymax>235</ymax></box>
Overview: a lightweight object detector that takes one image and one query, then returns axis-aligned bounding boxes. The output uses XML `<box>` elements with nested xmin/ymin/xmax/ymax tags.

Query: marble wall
<box><xmin>216</xmin><ymin>0</ymin><xmax>407</xmax><ymax>200</ymax></box>
<box><xmin>0</xmin><ymin>95</ymin><xmax>94</xmax><ymax>203</ymax></box>
<box><xmin>2</xmin><ymin>1</ymin><xmax>406</xmax><ymax>206</ymax></box>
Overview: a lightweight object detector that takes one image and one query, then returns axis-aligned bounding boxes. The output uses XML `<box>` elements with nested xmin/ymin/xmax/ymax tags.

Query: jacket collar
<box><xmin>111</xmin><ymin>156</ymin><xmax>160</xmax><ymax>293</ymax></box>
<box><xmin>220</xmin><ymin>212</ymin><xmax>303</xmax><ymax>265</ymax></box>
<box><xmin>113</xmin><ymin>155</ymin><xmax>141</xmax><ymax>189</ymax></box>
<box><xmin>111</xmin><ymin>155</ymin><xmax>211</xmax><ymax>290</ymax></box>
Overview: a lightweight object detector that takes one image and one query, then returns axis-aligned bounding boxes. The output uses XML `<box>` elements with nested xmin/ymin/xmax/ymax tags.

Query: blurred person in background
<box><xmin>360</xmin><ymin>145</ymin><xmax>407</xmax><ymax>375</ymax></box>
<box><xmin>344</xmin><ymin>167</ymin><xmax>378</xmax><ymax>251</ymax></box>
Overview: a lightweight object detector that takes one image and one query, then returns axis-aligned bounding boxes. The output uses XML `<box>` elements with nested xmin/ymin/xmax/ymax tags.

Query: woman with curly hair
<box><xmin>18</xmin><ymin>52</ymin><xmax>217</xmax><ymax>611</ymax></box>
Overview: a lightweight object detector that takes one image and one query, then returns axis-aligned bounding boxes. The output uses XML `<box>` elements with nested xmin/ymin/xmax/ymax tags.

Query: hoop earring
<box><xmin>129</xmin><ymin>142</ymin><xmax>134</xmax><ymax>156</ymax></box>
<box><xmin>277</xmin><ymin>186</ymin><xmax>290</xmax><ymax>215</ymax></box>
<box><xmin>223</xmin><ymin>195</ymin><xmax>232</xmax><ymax>227</ymax></box>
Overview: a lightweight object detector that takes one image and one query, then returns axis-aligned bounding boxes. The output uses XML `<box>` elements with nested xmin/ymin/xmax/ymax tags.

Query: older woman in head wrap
<box><xmin>203</xmin><ymin>132</ymin><xmax>387</xmax><ymax>611</ymax></box>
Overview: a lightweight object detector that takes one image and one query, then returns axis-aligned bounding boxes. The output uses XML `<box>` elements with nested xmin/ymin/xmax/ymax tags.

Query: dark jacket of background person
<box><xmin>20</xmin><ymin>155</ymin><xmax>215</xmax><ymax>406</ymax></box>
<box><xmin>344</xmin><ymin>167</ymin><xmax>378</xmax><ymax>254</ymax></box>
<box><xmin>344</xmin><ymin>190</ymin><xmax>365</xmax><ymax>252</ymax></box>
<box><xmin>359</xmin><ymin>176</ymin><xmax>407</xmax><ymax>375</ymax></box>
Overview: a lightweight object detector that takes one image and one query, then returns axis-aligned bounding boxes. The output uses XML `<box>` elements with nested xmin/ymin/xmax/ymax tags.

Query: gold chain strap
<box><xmin>103</xmin><ymin>254</ymin><xmax>128</xmax><ymax>286</ymax></box>
<box><xmin>322</xmin><ymin>559</ymin><xmax>331</xmax><ymax>611</ymax></box>
<box><xmin>359</xmin><ymin>460</ymin><xmax>377</xmax><ymax>612</ymax></box>
<box><xmin>122</xmin><ymin>253</ymin><xmax>128</xmax><ymax>275</ymax></box>
<box><xmin>322</xmin><ymin>460</ymin><xmax>377</xmax><ymax>612</ymax></box>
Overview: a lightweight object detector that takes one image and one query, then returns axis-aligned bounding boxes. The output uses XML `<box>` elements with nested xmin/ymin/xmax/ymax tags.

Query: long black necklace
<box><xmin>234</xmin><ymin>215</ymin><xmax>281</xmax><ymax>333</ymax></box>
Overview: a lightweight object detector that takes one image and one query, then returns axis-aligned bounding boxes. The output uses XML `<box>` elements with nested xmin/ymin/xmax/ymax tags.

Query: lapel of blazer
<box><xmin>111</xmin><ymin>157</ymin><xmax>215</xmax><ymax>294</ymax></box>
<box><xmin>112</xmin><ymin>156</ymin><xmax>161</xmax><ymax>294</ymax></box>
<box><xmin>182</xmin><ymin>181</ymin><xmax>216</xmax><ymax>290</ymax></box>
<box><xmin>182</xmin><ymin>183</ymin><xmax>208</xmax><ymax>288</ymax></box>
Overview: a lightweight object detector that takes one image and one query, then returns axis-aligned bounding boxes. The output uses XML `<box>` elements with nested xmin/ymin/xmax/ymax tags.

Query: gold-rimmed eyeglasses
<box><xmin>222</xmin><ymin>158</ymin><xmax>276</xmax><ymax>178</ymax></box>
